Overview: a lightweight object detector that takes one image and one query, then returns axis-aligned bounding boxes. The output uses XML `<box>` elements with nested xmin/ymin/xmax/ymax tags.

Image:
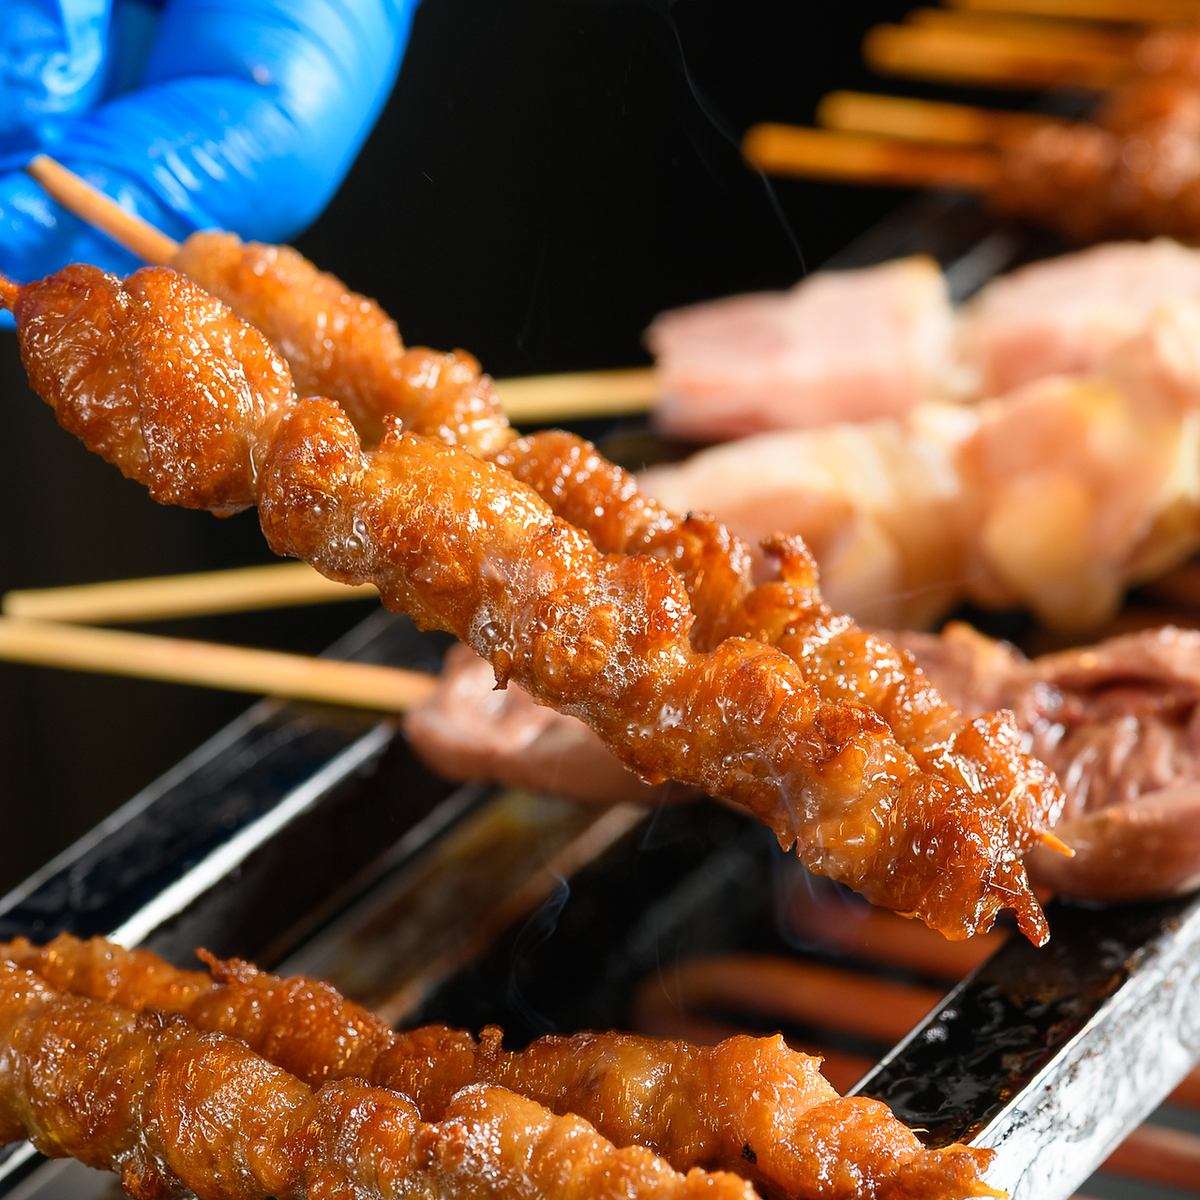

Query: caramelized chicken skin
<box><xmin>411</xmin><ymin>623</ymin><xmax>1200</xmax><ymax>905</ymax></box>
<box><xmin>0</xmin><ymin>936</ymin><xmax>998</xmax><ymax>1200</ymax></box>
<box><xmin>0</xmin><ymin>960</ymin><xmax>756</xmax><ymax>1200</ymax></box>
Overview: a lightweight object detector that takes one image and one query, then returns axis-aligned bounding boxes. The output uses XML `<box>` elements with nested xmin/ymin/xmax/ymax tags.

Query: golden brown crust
<box><xmin>4</xmin><ymin>263</ymin><xmax>1046</xmax><ymax>940</ymax></box>
<box><xmin>901</xmin><ymin>623</ymin><xmax>1200</xmax><ymax>903</ymax></box>
<box><xmin>252</xmin><ymin>400</ymin><xmax>1043</xmax><ymax>939</ymax></box>
<box><xmin>175</xmin><ymin>231</ymin><xmax>514</xmax><ymax>456</ymax></box>
<box><xmin>13</xmin><ymin>264</ymin><xmax>293</xmax><ymax>514</ymax></box>
<box><xmin>993</xmin><ymin>77</ymin><xmax>1200</xmax><ymax>242</ymax></box>
<box><xmin>0</xmin><ymin>960</ymin><xmax>754</xmax><ymax>1200</ymax></box>
<box><xmin>494</xmin><ymin>430</ymin><xmax>756</xmax><ymax>649</ymax></box>
<box><xmin>0</xmin><ymin>937</ymin><xmax>996</xmax><ymax>1200</ymax></box>
<box><xmin>489</xmin><ymin>438</ymin><xmax>1060</xmax><ymax>901</ymax></box>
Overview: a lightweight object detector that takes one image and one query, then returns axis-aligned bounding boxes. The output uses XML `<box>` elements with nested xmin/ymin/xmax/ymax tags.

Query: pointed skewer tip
<box><xmin>1038</xmin><ymin>829</ymin><xmax>1075</xmax><ymax>858</ymax></box>
<box><xmin>972</xmin><ymin>1184</ymin><xmax>1008</xmax><ymax>1199</ymax></box>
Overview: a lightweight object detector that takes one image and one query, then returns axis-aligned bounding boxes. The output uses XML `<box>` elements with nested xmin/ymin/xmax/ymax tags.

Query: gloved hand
<box><xmin>0</xmin><ymin>0</ymin><xmax>418</xmax><ymax>292</ymax></box>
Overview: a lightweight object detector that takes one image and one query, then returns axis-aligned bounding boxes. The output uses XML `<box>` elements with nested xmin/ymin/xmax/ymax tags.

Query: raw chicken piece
<box><xmin>958</xmin><ymin>239</ymin><xmax>1200</xmax><ymax>395</ymax></box>
<box><xmin>960</xmin><ymin>305</ymin><xmax>1200</xmax><ymax>629</ymax></box>
<box><xmin>648</xmin><ymin>257</ymin><xmax>956</xmax><ymax>441</ymax></box>
<box><xmin>642</xmin><ymin>306</ymin><xmax>1200</xmax><ymax>633</ymax></box>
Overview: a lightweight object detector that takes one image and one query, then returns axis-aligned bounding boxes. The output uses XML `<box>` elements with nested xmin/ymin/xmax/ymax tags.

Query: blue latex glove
<box><xmin>0</xmin><ymin>0</ymin><xmax>417</xmax><ymax>297</ymax></box>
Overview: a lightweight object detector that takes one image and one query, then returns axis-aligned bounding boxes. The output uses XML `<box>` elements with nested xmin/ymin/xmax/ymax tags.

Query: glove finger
<box><xmin>0</xmin><ymin>0</ymin><xmax>114</xmax><ymax>148</ymax></box>
<box><xmin>1</xmin><ymin>0</ymin><xmax>417</xmax><ymax>301</ymax></box>
<box><xmin>124</xmin><ymin>0</ymin><xmax>416</xmax><ymax>240</ymax></box>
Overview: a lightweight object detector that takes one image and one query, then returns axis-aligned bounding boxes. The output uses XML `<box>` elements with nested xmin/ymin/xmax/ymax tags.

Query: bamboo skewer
<box><xmin>742</xmin><ymin>125</ymin><xmax>999</xmax><ymax>190</ymax></box>
<box><xmin>27</xmin><ymin>157</ymin><xmax>178</xmax><ymax>264</ymax></box>
<box><xmin>947</xmin><ymin>0</ymin><xmax>1200</xmax><ymax>22</ymax></box>
<box><xmin>3</xmin><ymin>562</ymin><xmax>374</xmax><ymax>625</ymax></box>
<box><xmin>817</xmin><ymin>90</ymin><xmax>1062</xmax><ymax>146</ymax></box>
<box><xmin>864</xmin><ymin>21</ymin><xmax>1131</xmax><ymax>88</ymax></box>
<box><xmin>23</xmin><ymin>156</ymin><xmax>658</xmax><ymax>425</ymax></box>
<box><xmin>0</xmin><ymin>617</ymin><xmax>435</xmax><ymax>713</ymax></box>
<box><xmin>491</xmin><ymin>366</ymin><xmax>657</xmax><ymax>423</ymax></box>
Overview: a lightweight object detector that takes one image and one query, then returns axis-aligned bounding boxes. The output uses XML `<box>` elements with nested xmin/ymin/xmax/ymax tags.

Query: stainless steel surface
<box><xmin>856</xmin><ymin>896</ymin><xmax>1200</xmax><ymax>1199</ymax></box>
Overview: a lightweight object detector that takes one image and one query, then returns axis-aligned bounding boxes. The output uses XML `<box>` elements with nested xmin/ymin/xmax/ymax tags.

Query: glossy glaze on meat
<box><xmin>412</xmin><ymin>621</ymin><xmax>1200</xmax><ymax>905</ymax></box>
<box><xmin>175</xmin><ymin>233</ymin><xmax>758</xmax><ymax>650</ymax></box>
<box><xmin>0</xmin><ymin>960</ymin><xmax>755</xmax><ymax>1200</ymax></box>
<box><xmin>2</xmin><ymin>263</ymin><xmax>1053</xmax><ymax>940</ymax></box>
<box><xmin>491</xmin><ymin>440</ymin><xmax>1061</xmax><ymax>912</ymax></box>
<box><xmin>0</xmin><ymin>937</ymin><xmax>998</xmax><ymax>1200</ymax></box>
<box><xmin>404</xmin><ymin>642</ymin><xmax>670</xmax><ymax>804</ymax></box>
<box><xmin>165</xmin><ymin>231</ymin><xmax>1064</xmax><ymax>915</ymax></box>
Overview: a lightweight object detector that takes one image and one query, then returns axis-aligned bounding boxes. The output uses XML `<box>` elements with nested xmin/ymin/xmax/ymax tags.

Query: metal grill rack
<box><xmin>1</xmin><ymin>197</ymin><xmax>1197</xmax><ymax>1200</ymax></box>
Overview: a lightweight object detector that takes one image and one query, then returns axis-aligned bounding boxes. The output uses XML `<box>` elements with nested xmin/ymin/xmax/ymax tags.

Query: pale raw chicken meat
<box><xmin>960</xmin><ymin>305</ymin><xmax>1200</xmax><ymax>629</ymax></box>
<box><xmin>958</xmin><ymin>238</ymin><xmax>1200</xmax><ymax>395</ymax></box>
<box><xmin>641</xmin><ymin>305</ymin><xmax>1200</xmax><ymax>633</ymax></box>
<box><xmin>648</xmin><ymin>257</ymin><xmax>955</xmax><ymax>441</ymax></box>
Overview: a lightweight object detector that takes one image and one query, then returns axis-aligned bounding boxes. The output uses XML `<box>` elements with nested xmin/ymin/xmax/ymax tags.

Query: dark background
<box><xmin>0</xmin><ymin>0</ymin><xmax>947</xmax><ymax>892</ymax></box>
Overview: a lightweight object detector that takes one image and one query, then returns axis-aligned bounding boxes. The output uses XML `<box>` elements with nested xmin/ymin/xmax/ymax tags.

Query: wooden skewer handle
<box><xmin>498</xmin><ymin>366</ymin><xmax>658</xmax><ymax>423</ymax></box>
<box><xmin>3</xmin><ymin>562</ymin><xmax>374</xmax><ymax>625</ymax></box>
<box><xmin>817</xmin><ymin>91</ymin><xmax>1062</xmax><ymax>147</ymax></box>
<box><xmin>743</xmin><ymin>124</ymin><xmax>999</xmax><ymax>191</ymax></box>
<box><xmin>0</xmin><ymin>617</ymin><xmax>436</xmax><ymax>713</ymax></box>
<box><xmin>864</xmin><ymin>22</ymin><xmax>1128</xmax><ymax>88</ymax></box>
<box><xmin>908</xmin><ymin>7</ymin><xmax>1137</xmax><ymax>53</ymax></box>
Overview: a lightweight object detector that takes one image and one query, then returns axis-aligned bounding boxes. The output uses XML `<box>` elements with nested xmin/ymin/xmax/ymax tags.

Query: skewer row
<box><xmin>740</xmin><ymin>1</ymin><xmax>1200</xmax><ymax>242</ymax></box>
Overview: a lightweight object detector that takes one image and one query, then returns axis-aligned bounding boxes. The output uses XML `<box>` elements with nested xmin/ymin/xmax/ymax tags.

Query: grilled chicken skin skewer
<box><xmin>0</xmin><ymin>960</ymin><xmax>759</xmax><ymax>1200</ymax></box>
<box><xmin>147</xmin><ymin>229</ymin><xmax>1065</xmax><ymax>887</ymax></box>
<box><xmin>413</xmin><ymin>620</ymin><xmax>1200</xmax><ymax>906</ymax></box>
<box><xmin>0</xmin><ymin>936</ymin><xmax>999</xmax><ymax>1200</ymax></box>
<box><xmin>0</xmin><ymin>263</ymin><xmax>1056</xmax><ymax>942</ymax></box>
<box><xmin>19</xmin><ymin>159</ymin><xmax>1064</xmax><ymax>885</ymax></box>
<box><xmin>14</xmin><ymin>153</ymin><xmax>1063</xmax><ymax>861</ymax></box>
